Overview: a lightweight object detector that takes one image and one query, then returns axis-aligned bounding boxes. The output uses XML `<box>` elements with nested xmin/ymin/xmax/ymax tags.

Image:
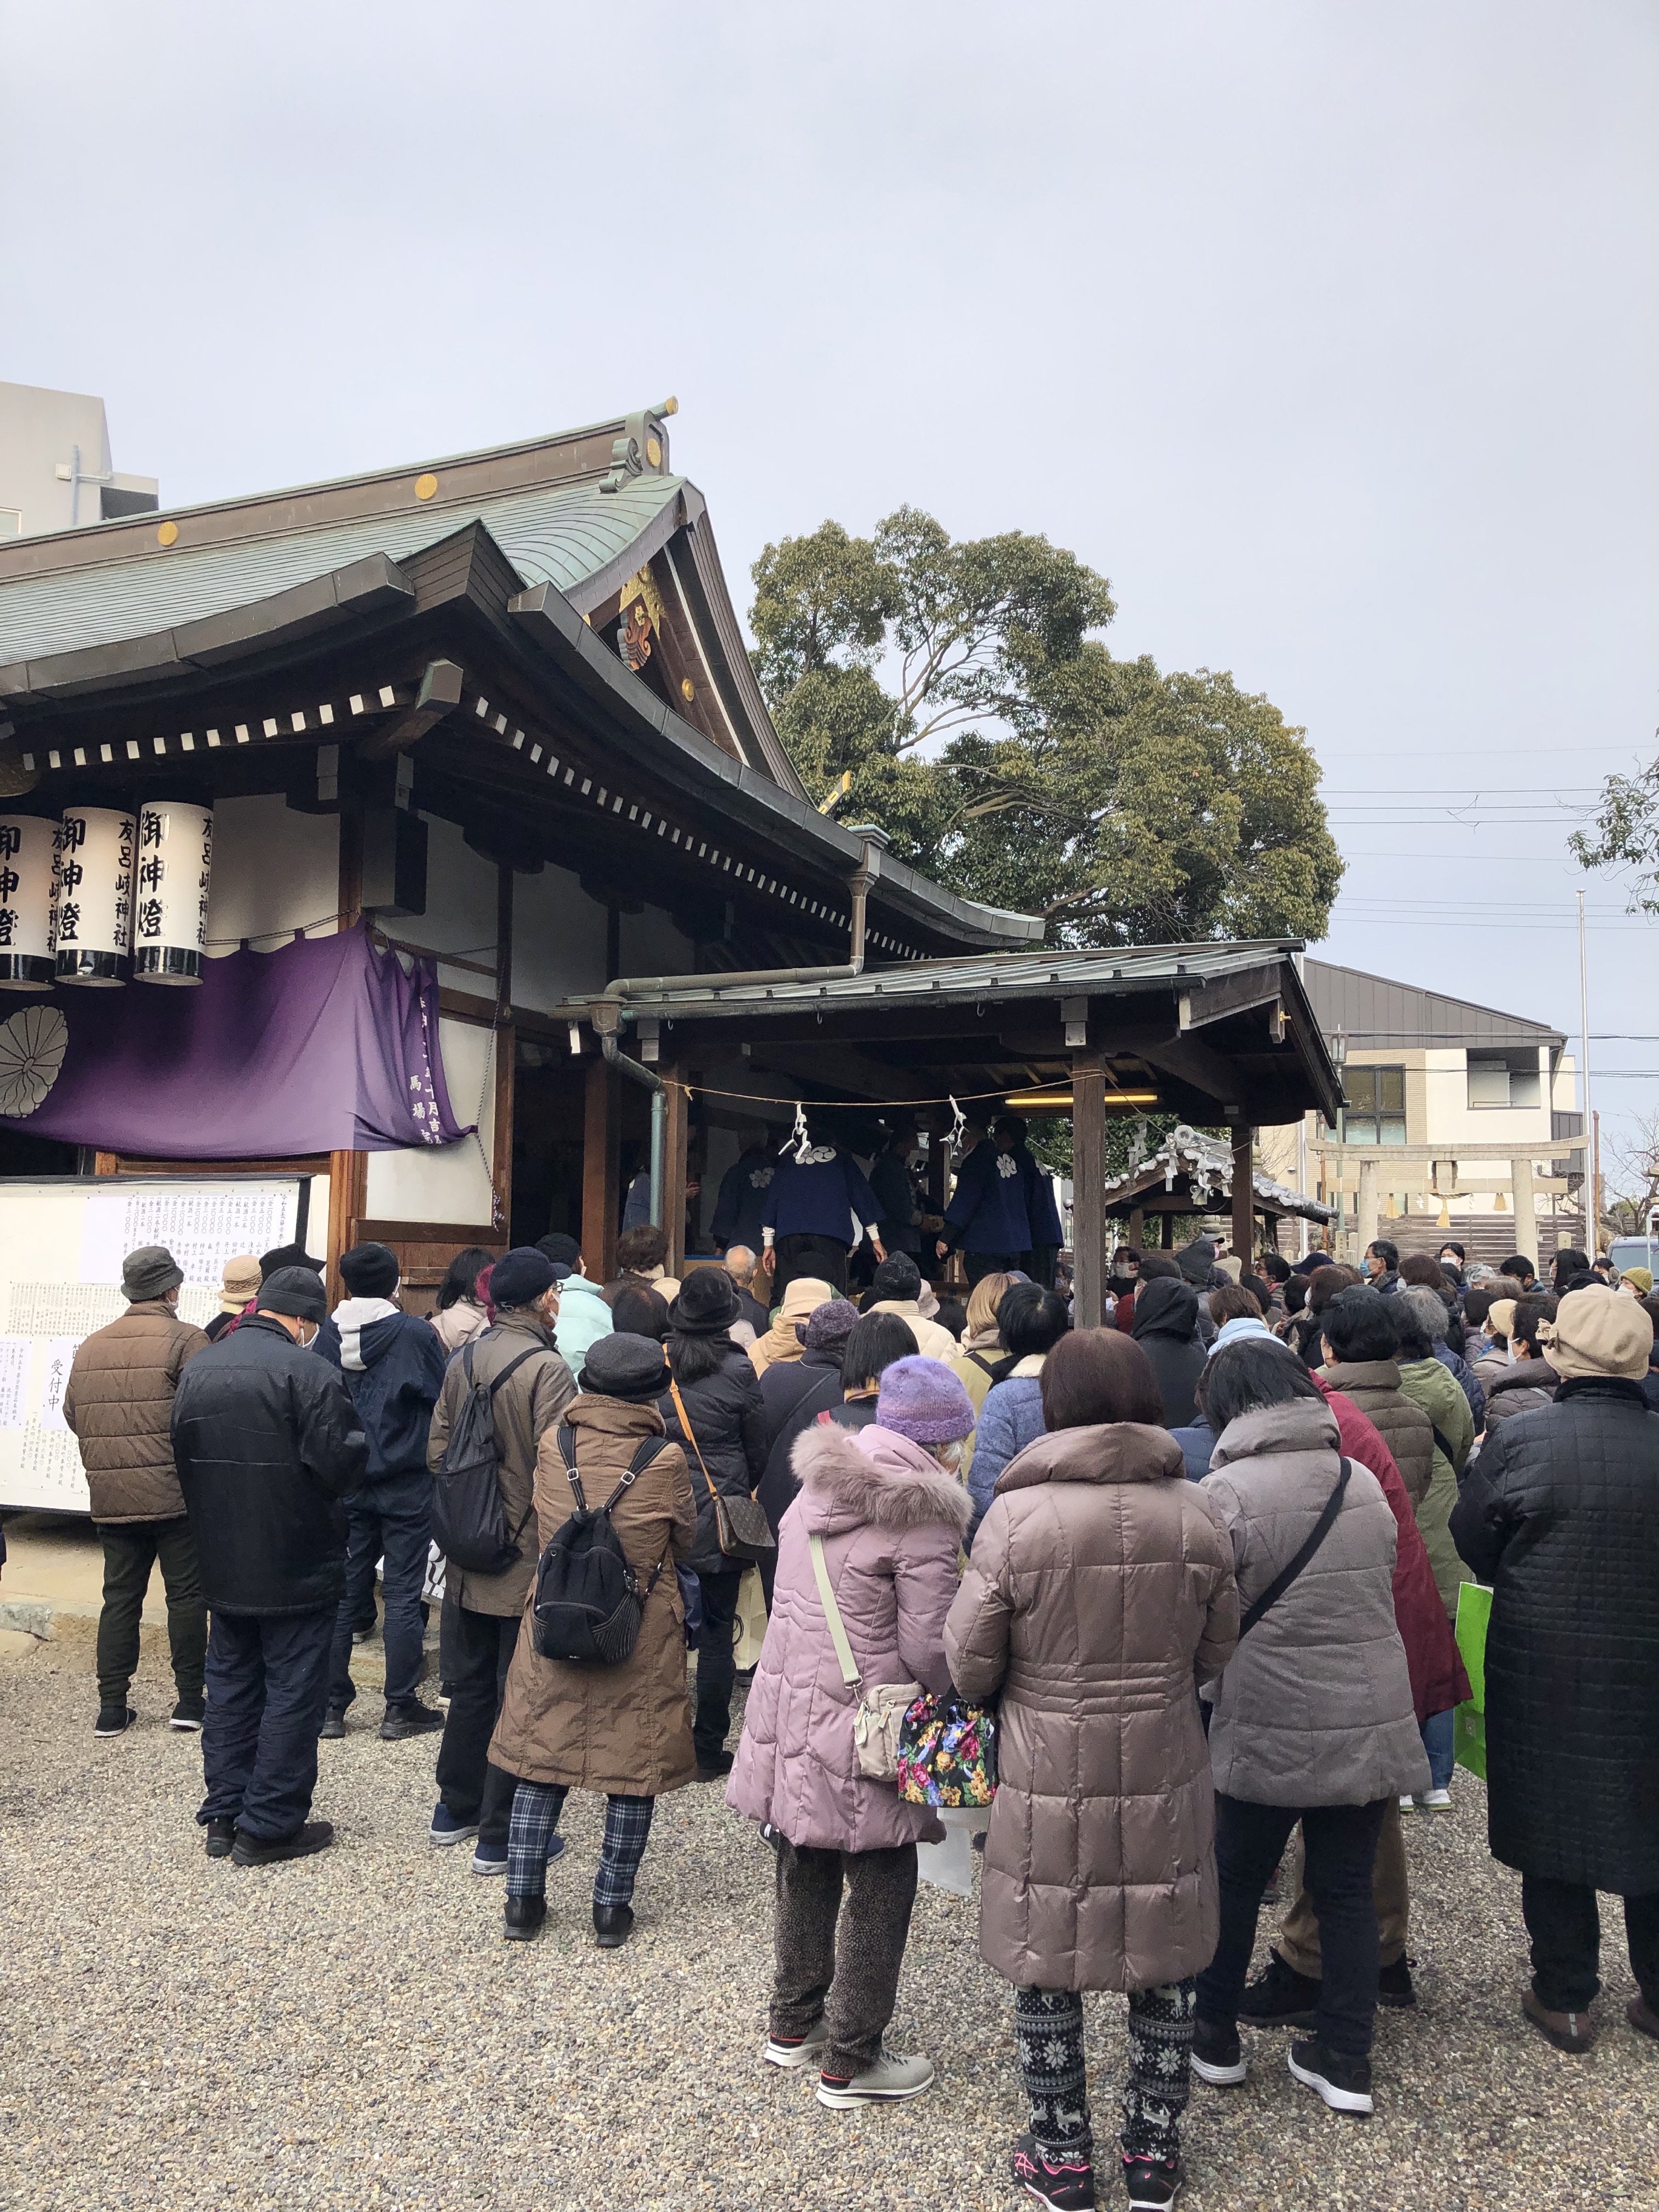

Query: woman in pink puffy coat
<box><xmin>727</xmin><ymin>1355</ymin><xmax>974</xmax><ymax>2112</ymax></box>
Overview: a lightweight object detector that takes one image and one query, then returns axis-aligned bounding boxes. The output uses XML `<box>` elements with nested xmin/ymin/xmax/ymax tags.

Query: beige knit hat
<box><xmin>1487</xmin><ymin>1298</ymin><xmax>1518</xmax><ymax>1344</ymax></box>
<box><xmin>219</xmin><ymin>1253</ymin><xmax>263</xmax><ymax>1314</ymax></box>
<box><xmin>1543</xmin><ymin>1286</ymin><xmax>1654</xmax><ymax>1382</ymax></box>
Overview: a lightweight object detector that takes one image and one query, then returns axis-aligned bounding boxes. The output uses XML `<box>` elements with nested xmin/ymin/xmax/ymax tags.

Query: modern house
<box><xmin>0</xmin><ymin>382</ymin><xmax>159</xmax><ymax>540</ymax></box>
<box><xmin>1256</xmin><ymin>958</ymin><xmax>1587</xmax><ymax>1264</ymax></box>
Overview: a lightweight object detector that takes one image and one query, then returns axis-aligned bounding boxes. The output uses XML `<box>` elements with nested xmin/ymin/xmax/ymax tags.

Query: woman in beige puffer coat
<box><xmin>945</xmin><ymin>1328</ymin><xmax>1237</xmax><ymax>2210</ymax></box>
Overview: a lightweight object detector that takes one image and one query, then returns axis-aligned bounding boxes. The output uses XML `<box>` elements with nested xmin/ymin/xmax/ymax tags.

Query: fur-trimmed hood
<box><xmin>790</xmin><ymin>1417</ymin><xmax>972</xmax><ymax>1538</ymax></box>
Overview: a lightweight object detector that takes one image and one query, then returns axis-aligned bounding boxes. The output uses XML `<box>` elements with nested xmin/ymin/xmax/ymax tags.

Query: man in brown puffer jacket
<box><xmin>62</xmin><ymin>1244</ymin><xmax>211</xmax><ymax>1738</ymax></box>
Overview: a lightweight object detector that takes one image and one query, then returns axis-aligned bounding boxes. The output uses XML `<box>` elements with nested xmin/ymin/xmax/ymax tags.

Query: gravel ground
<box><xmin>2</xmin><ymin>1630</ymin><xmax>1654</xmax><ymax>2212</ymax></box>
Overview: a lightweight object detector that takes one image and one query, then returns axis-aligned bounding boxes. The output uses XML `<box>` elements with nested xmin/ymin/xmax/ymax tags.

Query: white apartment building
<box><xmin>1258</xmin><ymin>959</ymin><xmax>1588</xmax><ymax>1264</ymax></box>
<box><xmin>0</xmin><ymin>381</ymin><xmax>158</xmax><ymax>539</ymax></box>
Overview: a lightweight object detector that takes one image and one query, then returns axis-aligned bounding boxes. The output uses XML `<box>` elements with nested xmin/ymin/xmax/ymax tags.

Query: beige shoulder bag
<box><xmin>808</xmin><ymin>1532</ymin><xmax>920</xmax><ymax>1782</ymax></box>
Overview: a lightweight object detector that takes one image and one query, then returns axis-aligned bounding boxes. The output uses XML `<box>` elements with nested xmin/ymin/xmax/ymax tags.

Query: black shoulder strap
<box><xmin>556</xmin><ymin>1424</ymin><xmax>586</xmax><ymax>1512</ymax></box>
<box><xmin>487</xmin><ymin>1345</ymin><xmax>540</xmax><ymax>1397</ymax></box>
<box><xmin>967</xmin><ymin>1350</ymin><xmax>999</xmax><ymax>1380</ymax></box>
<box><xmin>1429</xmin><ymin>1422</ymin><xmax>1459</xmax><ymax>1467</ymax></box>
<box><xmin>600</xmin><ymin>1434</ymin><xmax>669</xmax><ymax>1513</ymax></box>
<box><xmin>1240</xmin><ymin>1457</ymin><xmax>1353</xmax><ymax>1638</ymax></box>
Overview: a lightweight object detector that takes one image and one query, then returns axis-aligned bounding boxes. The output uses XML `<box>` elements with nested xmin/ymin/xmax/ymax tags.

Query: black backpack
<box><xmin>531</xmin><ymin>1428</ymin><xmax>670</xmax><ymax>1666</ymax></box>
<box><xmin>431</xmin><ymin>1340</ymin><xmax>542</xmax><ymax>1575</ymax></box>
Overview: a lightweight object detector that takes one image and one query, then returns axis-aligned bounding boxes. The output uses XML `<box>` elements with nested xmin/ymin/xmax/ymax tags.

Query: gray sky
<box><xmin>5</xmin><ymin>2</ymin><xmax>1657</xmax><ymax>1159</ymax></box>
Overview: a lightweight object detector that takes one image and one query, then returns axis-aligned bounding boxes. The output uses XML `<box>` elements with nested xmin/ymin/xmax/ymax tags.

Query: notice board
<box><xmin>0</xmin><ymin>1177</ymin><xmax>307</xmax><ymax>1513</ymax></box>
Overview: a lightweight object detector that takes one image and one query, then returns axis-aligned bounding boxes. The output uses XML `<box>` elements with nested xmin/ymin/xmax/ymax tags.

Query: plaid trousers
<box><xmin>507</xmin><ymin>1780</ymin><xmax>655</xmax><ymax>1908</ymax></box>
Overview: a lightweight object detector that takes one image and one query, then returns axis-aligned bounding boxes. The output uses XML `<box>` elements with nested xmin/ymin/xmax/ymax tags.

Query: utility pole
<box><xmin>1578</xmin><ymin>888</ymin><xmax>1595</xmax><ymax>1256</ymax></box>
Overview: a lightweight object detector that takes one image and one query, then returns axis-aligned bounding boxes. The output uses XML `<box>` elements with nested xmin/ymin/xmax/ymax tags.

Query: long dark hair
<box><xmin>436</xmin><ymin>1245</ymin><xmax>497</xmax><ymax>1312</ymax></box>
<box><xmin>666</xmin><ymin>1329</ymin><xmax>737</xmax><ymax>1387</ymax></box>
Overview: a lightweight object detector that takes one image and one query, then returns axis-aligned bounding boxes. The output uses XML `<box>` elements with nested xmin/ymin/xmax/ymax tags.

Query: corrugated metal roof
<box><xmin>560</xmin><ymin>939</ymin><xmax>1303</xmax><ymax>1019</ymax></box>
<box><xmin>1302</xmin><ymin>959</ymin><xmax>1565</xmax><ymax>1051</ymax></box>
<box><xmin>0</xmin><ymin>473</ymin><xmax>681</xmax><ymax>663</ymax></box>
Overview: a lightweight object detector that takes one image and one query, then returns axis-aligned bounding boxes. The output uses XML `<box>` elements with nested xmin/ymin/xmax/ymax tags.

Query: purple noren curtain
<box><xmin>0</xmin><ymin>923</ymin><xmax>474</xmax><ymax>1157</ymax></box>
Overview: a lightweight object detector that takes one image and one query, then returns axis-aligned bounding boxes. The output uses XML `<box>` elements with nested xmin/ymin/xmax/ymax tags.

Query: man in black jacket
<box><xmin>321</xmin><ymin>1241</ymin><xmax>449</xmax><ymax>1745</ymax></box>
<box><xmin>172</xmin><ymin>1266</ymin><xmax>367</xmax><ymax>1866</ymax></box>
<box><xmin>1451</xmin><ymin>1287</ymin><xmax>1659</xmax><ymax>2054</ymax></box>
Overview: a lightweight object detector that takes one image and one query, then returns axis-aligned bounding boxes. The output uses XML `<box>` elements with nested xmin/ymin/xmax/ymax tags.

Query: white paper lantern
<box><xmin>0</xmin><ymin>815</ymin><xmax>58</xmax><ymax>990</ymax></box>
<box><xmin>133</xmin><ymin>802</ymin><xmax>213</xmax><ymax>985</ymax></box>
<box><xmin>55</xmin><ymin>806</ymin><xmax>136</xmax><ymax>987</ymax></box>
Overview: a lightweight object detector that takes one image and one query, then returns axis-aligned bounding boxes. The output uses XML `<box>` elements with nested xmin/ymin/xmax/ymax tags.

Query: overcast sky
<box><xmin>5</xmin><ymin>2</ymin><xmax>1657</xmax><ymax>1157</ymax></box>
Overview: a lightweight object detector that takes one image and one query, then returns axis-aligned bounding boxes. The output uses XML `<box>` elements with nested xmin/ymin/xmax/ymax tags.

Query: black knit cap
<box><xmin>256</xmin><ymin>1266</ymin><xmax>328</xmax><ymax>1323</ymax></box>
<box><xmin>579</xmin><ymin>1331</ymin><xmax>669</xmax><ymax>1403</ymax></box>
<box><xmin>339</xmin><ymin>1241</ymin><xmax>399</xmax><ymax>1298</ymax></box>
<box><xmin>259</xmin><ymin>1241</ymin><xmax>324</xmax><ymax>1281</ymax></box>
<box><xmin>667</xmin><ymin>1266</ymin><xmax>739</xmax><ymax>1335</ymax></box>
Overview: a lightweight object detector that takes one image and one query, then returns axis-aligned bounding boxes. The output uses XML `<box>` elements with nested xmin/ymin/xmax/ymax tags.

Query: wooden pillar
<box><xmin>662</xmin><ymin>1061</ymin><xmax>690</xmax><ymax>1274</ymax></box>
<box><xmin>1511</xmin><ymin>1154</ymin><xmax>1537</xmax><ymax>1255</ymax></box>
<box><xmin>329</xmin><ymin>812</ymin><xmax>368</xmax><ymax>1303</ymax></box>
<box><xmin>326</xmin><ymin>1148</ymin><xmax>368</xmax><ymax>1306</ymax></box>
<box><xmin>1126</xmin><ymin>1204</ymin><xmax>1144</xmax><ymax>1249</ymax></box>
<box><xmin>1072</xmin><ymin>1049</ymin><xmax>1106</xmax><ymax>1329</ymax></box>
<box><xmin>1161</xmin><ymin>1209</ymin><xmax>1175</xmax><ymax>1250</ymax></box>
<box><xmin>582</xmin><ymin>1057</ymin><xmax>621</xmax><ymax>1282</ymax></box>
<box><xmin>491</xmin><ymin>865</ymin><xmax>515</xmax><ymax>1238</ymax></box>
<box><xmin>1231</xmin><ymin>1126</ymin><xmax>1255</xmax><ymax>1266</ymax></box>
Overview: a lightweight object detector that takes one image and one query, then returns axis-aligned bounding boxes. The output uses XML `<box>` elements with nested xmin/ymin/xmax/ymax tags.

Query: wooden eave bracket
<box><xmin>359</xmin><ymin>659</ymin><xmax>464</xmax><ymax>760</ymax></box>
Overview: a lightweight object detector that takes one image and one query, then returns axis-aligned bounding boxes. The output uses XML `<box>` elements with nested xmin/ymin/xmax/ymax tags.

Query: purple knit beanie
<box><xmin>875</xmin><ymin>1355</ymin><xmax>976</xmax><ymax>1443</ymax></box>
<box><xmin>803</xmin><ymin>1298</ymin><xmax>860</xmax><ymax>1353</ymax></box>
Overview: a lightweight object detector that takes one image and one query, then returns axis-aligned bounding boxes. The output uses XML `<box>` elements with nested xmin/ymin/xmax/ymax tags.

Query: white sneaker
<box><xmin>763</xmin><ymin>2019</ymin><xmax>830</xmax><ymax>2070</ymax></box>
<box><xmin>1398</xmin><ymin>1795</ymin><xmax>1417</xmax><ymax>1812</ymax></box>
<box><xmin>815</xmin><ymin>2049</ymin><xmax>935</xmax><ymax>2107</ymax></box>
<box><xmin>1416</xmin><ymin>1788</ymin><xmax>1453</xmax><ymax>1811</ymax></box>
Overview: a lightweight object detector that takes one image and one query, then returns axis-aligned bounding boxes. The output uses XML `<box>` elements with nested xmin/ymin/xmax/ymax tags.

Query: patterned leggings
<box><xmin>1016</xmin><ymin>1979</ymin><xmax>1196</xmax><ymax>2164</ymax></box>
<box><xmin>507</xmin><ymin>1781</ymin><xmax>655</xmax><ymax>1908</ymax></box>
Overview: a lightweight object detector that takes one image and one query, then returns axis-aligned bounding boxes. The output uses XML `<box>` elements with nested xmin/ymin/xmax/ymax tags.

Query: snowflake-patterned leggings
<box><xmin>1015</xmin><ymin>1979</ymin><xmax>1196</xmax><ymax>2164</ymax></box>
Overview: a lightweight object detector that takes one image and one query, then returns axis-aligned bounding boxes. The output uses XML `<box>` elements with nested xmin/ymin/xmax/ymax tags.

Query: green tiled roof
<box><xmin>0</xmin><ymin>472</ymin><xmax>681</xmax><ymax>665</ymax></box>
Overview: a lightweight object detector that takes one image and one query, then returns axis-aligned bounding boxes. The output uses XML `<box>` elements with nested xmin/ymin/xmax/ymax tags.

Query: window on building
<box><xmin>0</xmin><ymin>509</ymin><xmax>21</xmax><ymax>538</ymax></box>
<box><xmin>1469</xmin><ymin>1055</ymin><xmax>1541</xmax><ymax>1109</ymax></box>
<box><xmin>1329</xmin><ymin>1064</ymin><xmax>1406</xmax><ymax>1144</ymax></box>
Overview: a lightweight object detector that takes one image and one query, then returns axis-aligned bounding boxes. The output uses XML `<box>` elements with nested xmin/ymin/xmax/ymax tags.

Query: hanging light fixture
<box><xmin>1494</xmin><ymin>1188</ymin><xmax>1508</xmax><ymax>1212</ymax></box>
<box><xmin>133</xmin><ymin>802</ymin><xmax>213</xmax><ymax>985</ymax></box>
<box><xmin>54</xmin><ymin>806</ymin><xmax>136</xmax><ymax>987</ymax></box>
<box><xmin>0</xmin><ymin>815</ymin><xmax>59</xmax><ymax>990</ymax></box>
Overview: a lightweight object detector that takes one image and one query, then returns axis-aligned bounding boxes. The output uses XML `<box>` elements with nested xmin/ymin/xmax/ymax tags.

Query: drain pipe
<box><xmin>600</xmin><ymin>1030</ymin><xmax>667</xmax><ymax>1229</ymax></box>
<box><xmin>591</xmin><ymin>829</ymin><xmax>887</xmax><ymax>1005</ymax></box>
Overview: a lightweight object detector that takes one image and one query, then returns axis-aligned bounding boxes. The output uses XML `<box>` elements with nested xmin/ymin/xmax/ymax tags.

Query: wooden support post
<box><xmin>492</xmin><ymin>865</ymin><xmax>515</xmax><ymax>1238</ymax></box>
<box><xmin>1232</xmin><ymin>1126</ymin><xmax>1255</xmax><ymax>1267</ymax></box>
<box><xmin>1072</xmin><ymin>1049</ymin><xmax>1106</xmax><ymax>1329</ymax></box>
<box><xmin>662</xmin><ymin>1062</ymin><xmax>690</xmax><ymax>1274</ymax></box>
<box><xmin>1126</xmin><ymin>1204</ymin><xmax>1144</xmax><ymax>1249</ymax></box>
<box><xmin>582</xmin><ymin>1057</ymin><xmax>621</xmax><ymax>1283</ymax></box>
<box><xmin>327</xmin><ymin>1148</ymin><xmax>368</xmax><ymax>1307</ymax></box>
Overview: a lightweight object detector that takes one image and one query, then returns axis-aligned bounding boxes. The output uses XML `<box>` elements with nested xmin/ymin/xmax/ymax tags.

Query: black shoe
<box><xmin>593</xmin><ymin>1902</ymin><xmax>634</xmax><ymax>1949</ymax></box>
<box><xmin>503</xmin><ymin>1895</ymin><xmax>547</xmax><ymax>1942</ymax></box>
<box><xmin>170</xmin><ymin>1697</ymin><xmax>206</xmax><ymax>1732</ymax></box>
<box><xmin>1287</xmin><ymin>2038</ymin><xmax>1374</xmax><ymax>2116</ymax></box>
<box><xmin>1122</xmin><ymin>2154</ymin><xmax>1184</xmax><ymax>2210</ymax></box>
<box><xmin>1377</xmin><ymin>1956</ymin><xmax>1417</xmax><ymax>2009</ymax></box>
<box><xmin>1190</xmin><ymin>2018</ymin><xmax>1247</xmax><ymax>2087</ymax></box>
<box><xmin>694</xmin><ymin>1750</ymin><xmax>734</xmax><ymax>1782</ymax></box>
<box><xmin>379</xmin><ymin>1701</ymin><xmax>444</xmax><ymax>1741</ymax></box>
<box><xmin>1238</xmin><ymin>1950</ymin><xmax>1320</xmax><ymax>2030</ymax></box>
<box><xmin>94</xmin><ymin>1704</ymin><xmax>137</xmax><ymax>1738</ymax></box>
<box><xmin>231</xmin><ymin>1820</ymin><xmax>336</xmax><ymax>1867</ymax></box>
<box><xmin>319</xmin><ymin>1707</ymin><xmax>348</xmax><ymax>1741</ymax></box>
<box><xmin>204</xmin><ymin>1818</ymin><xmax>237</xmax><ymax>1860</ymax></box>
<box><xmin>1010</xmin><ymin>2133</ymin><xmax>1095</xmax><ymax>2208</ymax></box>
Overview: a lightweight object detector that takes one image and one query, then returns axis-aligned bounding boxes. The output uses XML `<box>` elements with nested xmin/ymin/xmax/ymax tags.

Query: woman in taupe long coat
<box><xmin>490</xmin><ymin>1332</ymin><xmax>697</xmax><ymax>1950</ymax></box>
<box><xmin>945</xmin><ymin>1329</ymin><xmax>1238</xmax><ymax>2212</ymax></box>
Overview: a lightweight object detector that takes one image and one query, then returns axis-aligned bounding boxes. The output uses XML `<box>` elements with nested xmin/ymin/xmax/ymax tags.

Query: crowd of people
<box><xmin>30</xmin><ymin>1198</ymin><xmax>1659</xmax><ymax>2212</ymax></box>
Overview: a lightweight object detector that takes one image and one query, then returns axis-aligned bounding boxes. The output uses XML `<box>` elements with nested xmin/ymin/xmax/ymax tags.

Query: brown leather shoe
<box><xmin>1628</xmin><ymin>1996</ymin><xmax>1659</xmax><ymax>2044</ymax></box>
<box><xmin>1521</xmin><ymin>1987</ymin><xmax>1596</xmax><ymax>2054</ymax></box>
